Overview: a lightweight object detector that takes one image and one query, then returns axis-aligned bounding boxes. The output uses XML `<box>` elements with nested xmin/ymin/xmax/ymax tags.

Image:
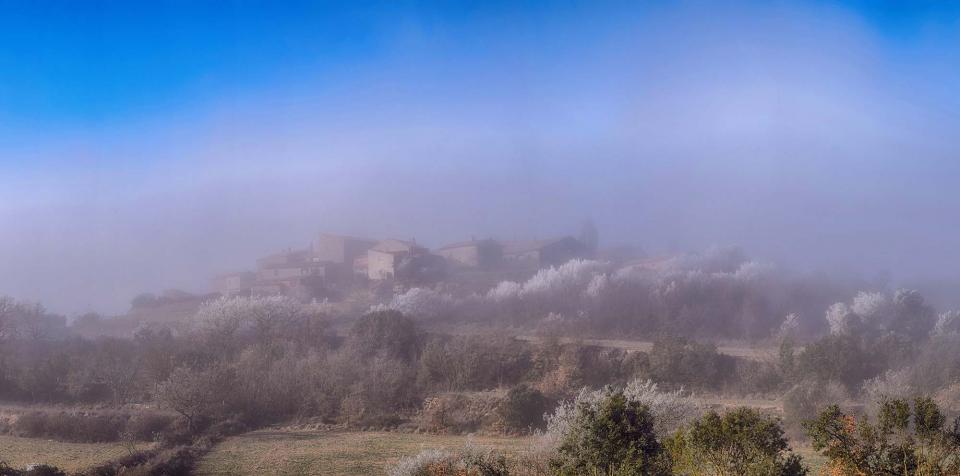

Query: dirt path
<box><xmin>513</xmin><ymin>335</ymin><xmax>776</xmax><ymax>361</ymax></box>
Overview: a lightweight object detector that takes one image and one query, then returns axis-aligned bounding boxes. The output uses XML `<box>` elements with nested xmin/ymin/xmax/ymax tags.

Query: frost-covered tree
<box><xmin>779</xmin><ymin>313</ymin><xmax>801</xmax><ymax>339</ymax></box>
<box><xmin>486</xmin><ymin>280</ymin><xmax>522</xmax><ymax>303</ymax></box>
<box><xmin>824</xmin><ymin>289</ymin><xmax>935</xmax><ymax>341</ymax></box>
<box><xmin>585</xmin><ymin>274</ymin><xmax>608</xmax><ymax>299</ymax></box>
<box><xmin>851</xmin><ymin>291</ymin><xmax>893</xmax><ymax>323</ymax></box>
<box><xmin>825</xmin><ymin>302</ymin><xmax>858</xmax><ymax>335</ymax></box>
<box><xmin>862</xmin><ymin>369</ymin><xmax>916</xmax><ymax>417</ymax></box>
<box><xmin>484</xmin><ymin>259</ymin><xmax>609</xmax><ymax>321</ymax></box>
<box><xmin>624</xmin><ymin>379</ymin><xmax>702</xmax><ymax>435</ymax></box>
<box><xmin>540</xmin><ymin>378</ymin><xmax>700</xmax><ymax>451</ymax></box>
<box><xmin>371</xmin><ymin>287</ymin><xmax>457</xmax><ymax>320</ymax></box>
<box><xmin>733</xmin><ymin>261</ymin><xmax>776</xmax><ymax>281</ymax></box>
<box><xmin>933</xmin><ymin>310</ymin><xmax>960</xmax><ymax>336</ymax></box>
<box><xmin>389</xmin><ymin>446</ymin><xmax>509</xmax><ymax>476</ymax></box>
<box><xmin>519</xmin><ymin>259</ymin><xmax>608</xmax><ymax>299</ymax></box>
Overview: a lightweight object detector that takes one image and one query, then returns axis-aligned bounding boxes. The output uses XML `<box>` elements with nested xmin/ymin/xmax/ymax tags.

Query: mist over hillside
<box><xmin>2</xmin><ymin>1</ymin><xmax>960</xmax><ymax>314</ymax></box>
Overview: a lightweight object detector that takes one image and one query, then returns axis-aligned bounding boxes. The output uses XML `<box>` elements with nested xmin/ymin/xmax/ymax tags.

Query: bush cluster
<box><xmin>396</xmin><ymin>387</ymin><xmax>809</xmax><ymax>476</ymax></box>
<box><xmin>805</xmin><ymin>397</ymin><xmax>960</xmax><ymax>475</ymax></box>
<box><xmin>10</xmin><ymin>410</ymin><xmax>173</xmax><ymax>443</ymax></box>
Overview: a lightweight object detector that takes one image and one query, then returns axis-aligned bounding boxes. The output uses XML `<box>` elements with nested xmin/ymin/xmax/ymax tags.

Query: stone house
<box><xmin>436</xmin><ymin>239</ymin><xmax>503</xmax><ymax>269</ymax></box>
<box><xmin>311</xmin><ymin>233</ymin><xmax>377</xmax><ymax>283</ymax></box>
<box><xmin>364</xmin><ymin>239</ymin><xmax>428</xmax><ymax>280</ymax></box>
<box><xmin>312</xmin><ymin>233</ymin><xmax>376</xmax><ymax>265</ymax></box>
<box><xmin>211</xmin><ymin>271</ymin><xmax>256</xmax><ymax>296</ymax></box>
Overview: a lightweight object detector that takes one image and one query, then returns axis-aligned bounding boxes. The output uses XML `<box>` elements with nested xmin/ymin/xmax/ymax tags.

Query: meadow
<box><xmin>196</xmin><ymin>427</ymin><xmax>827</xmax><ymax>475</ymax></box>
<box><xmin>195</xmin><ymin>430</ymin><xmax>535</xmax><ymax>476</ymax></box>
<box><xmin>0</xmin><ymin>435</ymin><xmax>137</xmax><ymax>472</ymax></box>
<box><xmin>1</xmin><ymin>424</ymin><xmax>826</xmax><ymax>475</ymax></box>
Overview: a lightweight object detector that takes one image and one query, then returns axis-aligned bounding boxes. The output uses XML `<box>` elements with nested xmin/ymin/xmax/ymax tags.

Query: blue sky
<box><xmin>0</xmin><ymin>2</ymin><xmax>382</xmax><ymax>132</ymax></box>
<box><xmin>1</xmin><ymin>1</ymin><xmax>959</xmax><ymax>313</ymax></box>
<box><xmin>0</xmin><ymin>1</ymin><xmax>603</xmax><ymax>126</ymax></box>
<box><xmin>2</xmin><ymin>1</ymin><xmax>954</xmax><ymax>131</ymax></box>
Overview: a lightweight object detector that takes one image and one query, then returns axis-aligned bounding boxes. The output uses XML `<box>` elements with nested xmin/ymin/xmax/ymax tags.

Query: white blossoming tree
<box><xmin>371</xmin><ymin>287</ymin><xmax>457</xmax><ymax>321</ymax></box>
<box><xmin>934</xmin><ymin>310</ymin><xmax>960</xmax><ymax>336</ymax></box>
<box><xmin>824</xmin><ymin>289</ymin><xmax>936</xmax><ymax>340</ymax></box>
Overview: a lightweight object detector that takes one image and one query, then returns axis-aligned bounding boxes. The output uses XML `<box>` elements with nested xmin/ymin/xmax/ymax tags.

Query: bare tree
<box><xmin>155</xmin><ymin>366</ymin><xmax>227</xmax><ymax>432</ymax></box>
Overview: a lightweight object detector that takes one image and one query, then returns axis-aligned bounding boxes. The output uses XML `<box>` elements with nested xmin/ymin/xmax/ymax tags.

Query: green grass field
<box><xmin>0</xmin><ymin>435</ymin><xmax>136</xmax><ymax>472</ymax></box>
<box><xmin>196</xmin><ymin>428</ymin><xmax>826</xmax><ymax>476</ymax></box>
<box><xmin>196</xmin><ymin>430</ymin><xmax>534</xmax><ymax>476</ymax></box>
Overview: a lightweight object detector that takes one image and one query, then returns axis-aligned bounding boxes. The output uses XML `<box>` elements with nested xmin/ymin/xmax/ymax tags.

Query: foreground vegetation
<box><xmin>2</xmin><ymin>250</ymin><xmax>960</xmax><ymax>474</ymax></box>
<box><xmin>388</xmin><ymin>394</ymin><xmax>960</xmax><ymax>476</ymax></box>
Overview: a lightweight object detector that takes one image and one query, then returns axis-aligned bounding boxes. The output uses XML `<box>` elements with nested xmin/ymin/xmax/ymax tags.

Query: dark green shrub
<box><xmin>347</xmin><ymin>310</ymin><xmax>420</xmax><ymax>362</ymax></box>
<box><xmin>648</xmin><ymin>336</ymin><xmax>735</xmax><ymax>390</ymax></box>
<box><xmin>497</xmin><ymin>385</ymin><xmax>549</xmax><ymax>433</ymax></box>
<box><xmin>795</xmin><ymin>335</ymin><xmax>884</xmax><ymax>390</ymax></box>
<box><xmin>666</xmin><ymin>407</ymin><xmax>807</xmax><ymax>475</ymax></box>
<box><xmin>804</xmin><ymin>397</ymin><xmax>960</xmax><ymax>475</ymax></box>
<box><xmin>551</xmin><ymin>390</ymin><xmax>669</xmax><ymax>475</ymax></box>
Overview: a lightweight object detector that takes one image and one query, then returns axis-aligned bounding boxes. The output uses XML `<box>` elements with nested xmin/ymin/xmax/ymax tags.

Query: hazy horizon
<box><xmin>3</xmin><ymin>1</ymin><xmax>960</xmax><ymax>315</ymax></box>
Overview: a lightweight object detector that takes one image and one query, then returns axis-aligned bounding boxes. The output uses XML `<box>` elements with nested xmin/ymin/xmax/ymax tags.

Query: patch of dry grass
<box><xmin>0</xmin><ymin>435</ymin><xmax>137</xmax><ymax>472</ymax></box>
<box><xmin>196</xmin><ymin>430</ymin><xmax>534</xmax><ymax>476</ymax></box>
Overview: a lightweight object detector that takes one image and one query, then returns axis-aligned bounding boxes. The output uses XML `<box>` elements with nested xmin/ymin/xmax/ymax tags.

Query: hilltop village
<box><xmin>211</xmin><ymin>227</ymin><xmax>600</xmax><ymax>301</ymax></box>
